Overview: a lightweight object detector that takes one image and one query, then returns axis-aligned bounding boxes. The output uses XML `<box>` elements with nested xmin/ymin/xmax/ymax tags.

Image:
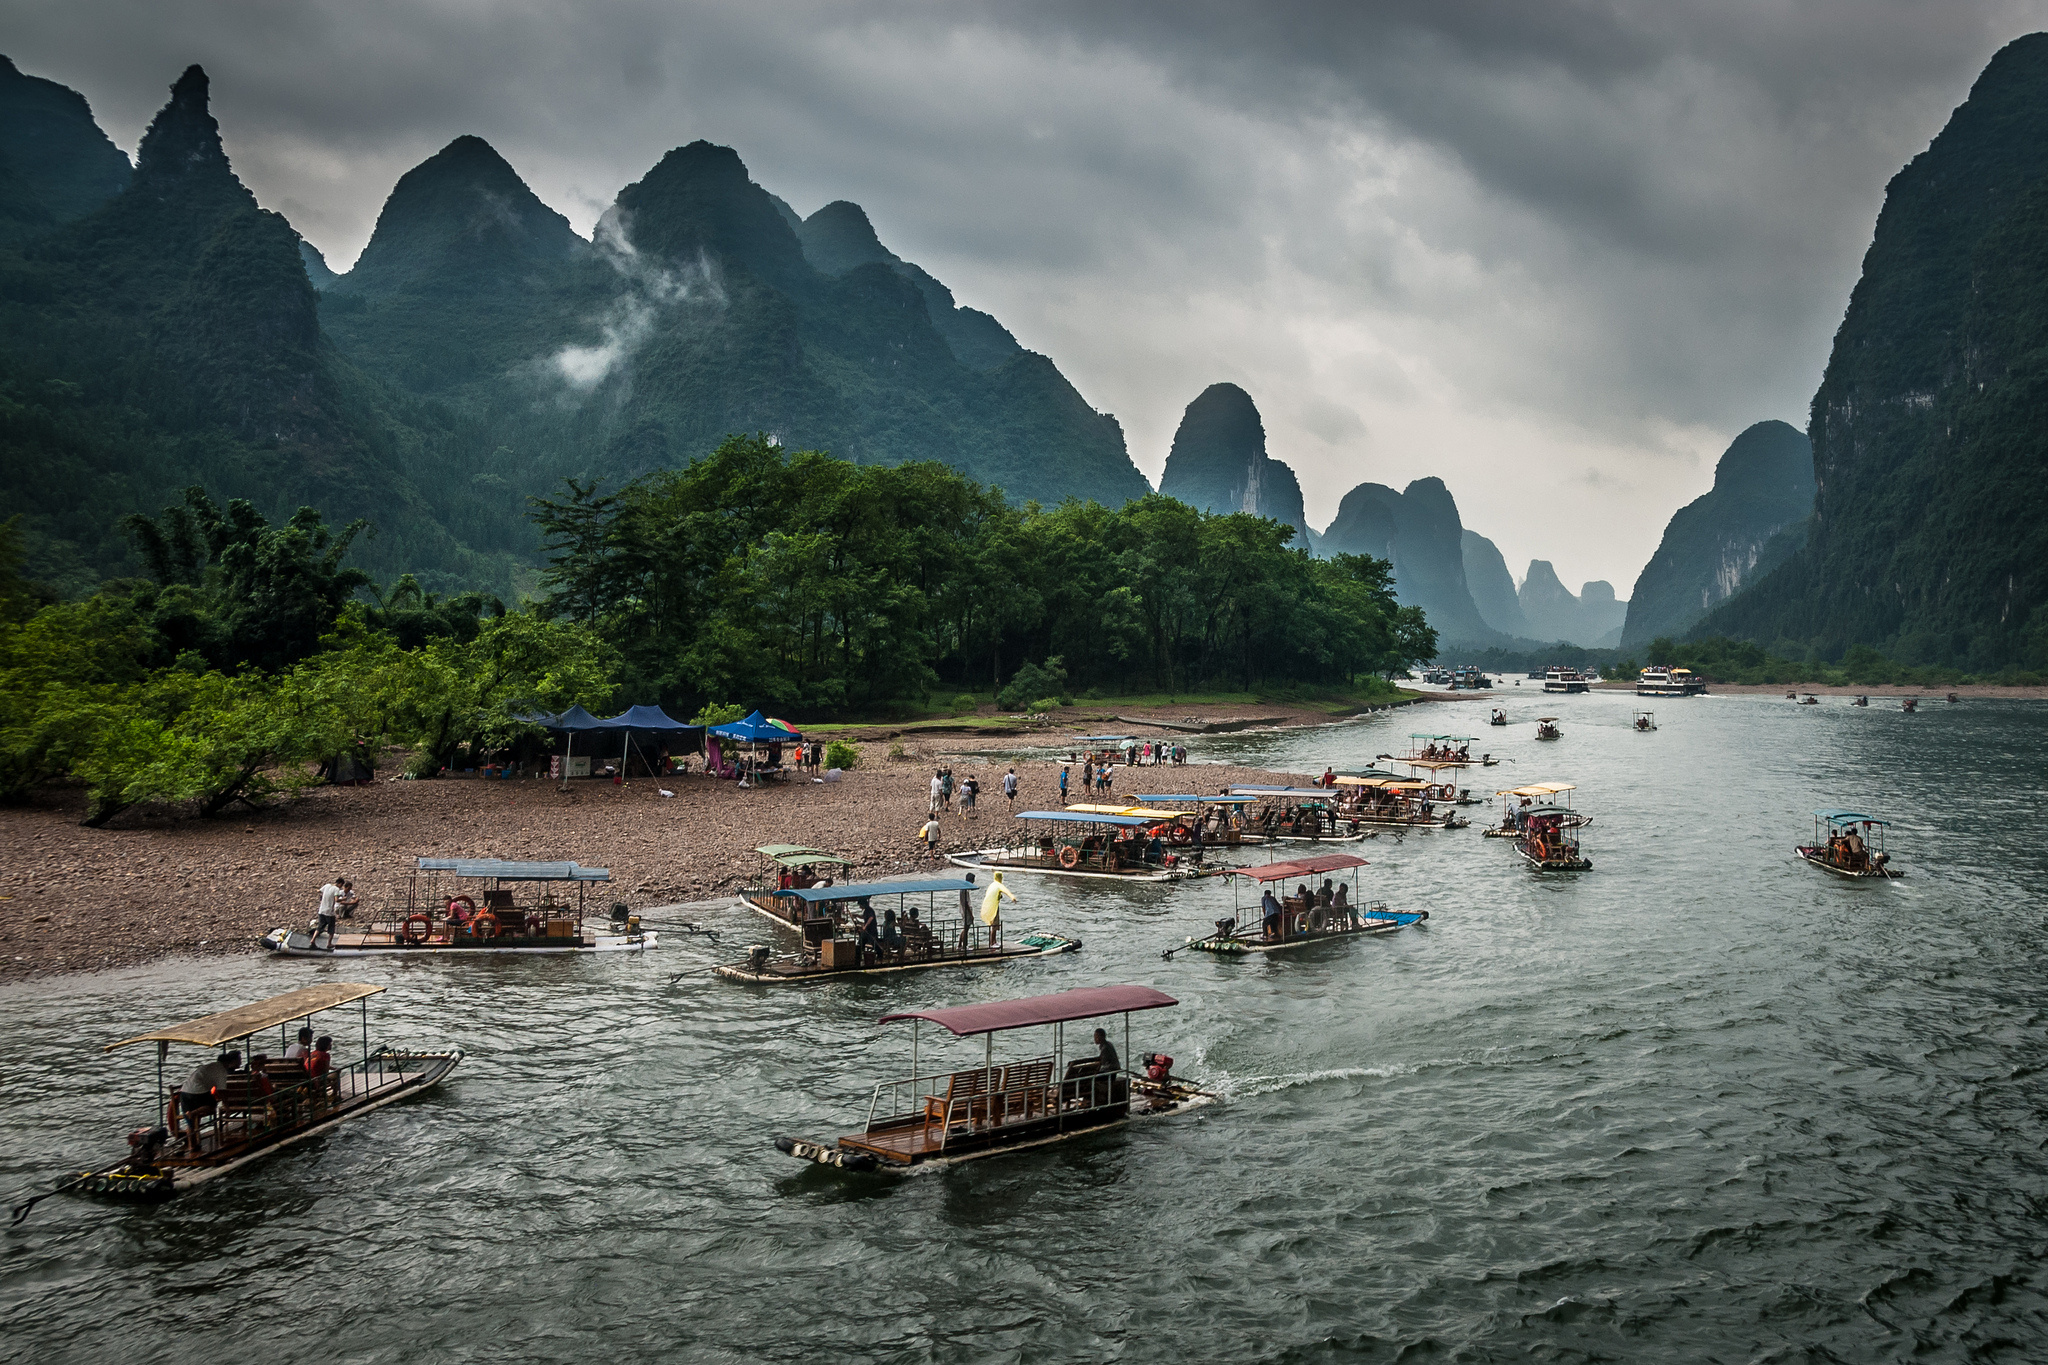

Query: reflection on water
<box><xmin>5</xmin><ymin>693</ymin><xmax>2048</xmax><ymax>1361</ymax></box>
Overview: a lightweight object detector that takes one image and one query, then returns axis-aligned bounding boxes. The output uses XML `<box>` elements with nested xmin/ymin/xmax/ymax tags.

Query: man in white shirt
<box><xmin>920</xmin><ymin>816</ymin><xmax>942</xmax><ymax>862</ymax></box>
<box><xmin>285</xmin><ymin>1026</ymin><xmax>313</xmax><ymax>1060</ymax></box>
<box><xmin>314</xmin><ymin>877</ymin><xmax>355</xmax><ymax>948</ymax></box>
<box><xmin>175</xmin><ymin>1050</ymin><xmax>240</xmax><ymax>1149</ymax></box>
<box><xmin>1003</xmin><ymin>768</ymin><xmax>1019</xmax><ymax>807</ymax></box>
<box><xmin>929</xmin><ymin>773</ymin><xmax>944</xmax><ymax>815</ymax></box>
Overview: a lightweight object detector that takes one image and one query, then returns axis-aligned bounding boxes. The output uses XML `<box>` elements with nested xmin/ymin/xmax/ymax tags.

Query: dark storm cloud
<box><xmin>6</xmin><ymin>1</ymin><xmax>2046</xmax><ymax>586</ymax></box>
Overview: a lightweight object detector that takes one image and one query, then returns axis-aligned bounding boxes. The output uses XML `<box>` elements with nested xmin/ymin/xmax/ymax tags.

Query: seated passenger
<box><xmin>174</xmin><ymin>1049</ymin><xmax>239</xmax><ymax>1149</ymax></box>
<box><xmin>307</xmin><ymin>1036</ymin><xmax>337</xmax><ymax>1097</ymax></box>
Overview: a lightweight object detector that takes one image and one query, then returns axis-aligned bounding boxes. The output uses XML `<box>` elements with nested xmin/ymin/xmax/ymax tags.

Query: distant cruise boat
<box><xmin>1636</xmin><ymin>665</ymin><xmax>1706</xmax><ymax>697</ymax></box>
<box><xmin>1542</xmin><ymin>666</ymin><xmax>1592</xmax><ymax>694</ymax></box>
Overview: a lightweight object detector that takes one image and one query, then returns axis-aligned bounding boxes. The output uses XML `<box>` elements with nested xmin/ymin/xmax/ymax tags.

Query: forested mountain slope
<box><xmin>328</xmin><ymin>137</ymin><xmax>1150</xmax><ymax>508</ymax></box>
<box><xmin>0</xmin><ymin>64</ymin><xmax>514</xmax><ymax>593</ymax></box>
<box><xmin>1703</xmin><ymin>35</ymin><xmax>2048</xmax><ymax>667</ymax></box>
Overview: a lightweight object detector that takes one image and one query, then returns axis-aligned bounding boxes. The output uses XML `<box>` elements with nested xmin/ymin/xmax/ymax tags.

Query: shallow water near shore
<box><xmin>5</xmin><ymin>691</ymin><xmax>2048</xmax><ymax>1362</ymax></box>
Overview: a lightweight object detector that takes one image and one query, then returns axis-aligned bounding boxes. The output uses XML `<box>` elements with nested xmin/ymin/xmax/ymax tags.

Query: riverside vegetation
<box><xmin>0</xmin><ymin>436</ymin><xmax>1434</xmax><ymax>827</ymax></box>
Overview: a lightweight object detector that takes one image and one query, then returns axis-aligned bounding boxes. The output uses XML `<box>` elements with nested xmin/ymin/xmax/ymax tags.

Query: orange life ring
<box><xmin>472</xmin><ymin>912</ymin><xmax>501</xmax><ymax>938</ymax></box>
<box><xmin>400</xmin><ymin>914</ymin><xmax>432</xmax><ymax>946</ymax></box>
<box><xmin>1058</xmin><ymin>845</ymin><xmax>1080</xmax><ymax>869</ymax></box>
<box><xmin>1169</xmin><ymin>825</ymin><xmax>1192</xmax><ymax>845</ymax></box>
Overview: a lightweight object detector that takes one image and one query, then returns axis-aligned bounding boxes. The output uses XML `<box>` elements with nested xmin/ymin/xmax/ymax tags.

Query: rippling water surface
<box><xmin>6</xmin><ymin>692</ymin><xmax>2048</xmax><ymax>1362</ymax></box>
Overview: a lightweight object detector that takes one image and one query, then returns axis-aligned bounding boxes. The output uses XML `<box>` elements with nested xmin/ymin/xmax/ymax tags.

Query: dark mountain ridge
<box><xmin>1320</xmin><ymin>477</ymin><xmax>1500</xmax><ymax>646</ymax></box>
<box><xmin>1703</xmin><ymin>35</ymin><xmax>2048</xmax><ymax>667</ymax></box>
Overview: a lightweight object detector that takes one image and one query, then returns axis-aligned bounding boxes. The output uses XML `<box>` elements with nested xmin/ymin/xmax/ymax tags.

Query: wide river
<box><xmin>4</xmin><ymin>690</ymin><xmax>2047</xmax><ymax>1362</ymax></box>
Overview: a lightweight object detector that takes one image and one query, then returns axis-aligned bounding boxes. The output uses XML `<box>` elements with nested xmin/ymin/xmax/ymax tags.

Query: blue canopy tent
<box><xmin>707</xmin><ymin>710</ymin><xmax>803</xmax><ymax>743</ymax></box>
<box><xmin>705</xmin><ymin>710</ymin><xmax>803</xmax><ymax>781</ymax></box>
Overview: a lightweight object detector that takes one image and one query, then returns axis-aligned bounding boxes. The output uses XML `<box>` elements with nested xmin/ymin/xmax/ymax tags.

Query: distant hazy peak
<box><xmin>132</xmin><ymin>64</ymin><xmax>251</xmax><ymax>208</ymax></box>
<box><xmin>1580</xmin><ymin>580</ymin><xmax>1617</xmax><ymax>605</ymax></box>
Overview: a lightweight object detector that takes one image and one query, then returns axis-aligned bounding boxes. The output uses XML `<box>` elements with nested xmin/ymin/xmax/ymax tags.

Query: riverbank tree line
<box><xmin>1</xmin><ymin>436</ymin><xmax>1433</xmax><ymax>823</ymax></box>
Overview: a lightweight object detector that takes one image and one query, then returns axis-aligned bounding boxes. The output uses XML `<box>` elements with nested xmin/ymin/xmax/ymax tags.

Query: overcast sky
<box><xmin>10</xmin><ymin>1</ymin><xmax>2047</xmax><ymax>592</ymax></box>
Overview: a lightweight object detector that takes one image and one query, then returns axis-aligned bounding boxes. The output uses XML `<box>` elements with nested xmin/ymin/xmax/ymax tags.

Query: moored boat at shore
<box><xmin>1795</xmin><ymin>810</ymin><xmax>1902</xmax><ymax>879</ymax></box>
<box><xmin>738</xmin><ymin>845</ymin><xmax>857</xmax><ymax>928</ymax></box>
<box><xmin>12</xmin><ymin>984</ymin><xmax>458</xmax><ymax>1221</ymax></box>
<box><xmin>950</xmin><ymin>811</ymin><xmax>1214</xmax><ymax>881</ymax></box>
<box><xmin>261</xmin><ymin>858</ymin><xmax>656</xmax><ymax>957</ymax></box>
<box><xmin>774</xmin><ymin>984</ymin><xmax>1212</xmax><ymax>1173</ymax></box>
<box><xmin>1175</xmin><ymin>853</ymin><xmax>1425</xmax><ymax>956</ymax></box>
<box><xmin>1229</xmin><ymin>786</ymin><xmax>1384</xmax><ymax>839</ymax></box>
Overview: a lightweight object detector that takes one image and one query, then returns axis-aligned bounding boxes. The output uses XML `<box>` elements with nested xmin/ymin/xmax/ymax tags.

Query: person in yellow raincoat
<box><xmin>979</xmin><ymin>870</ymin><xmax>1017</xmax><ymax>948</ymax></box>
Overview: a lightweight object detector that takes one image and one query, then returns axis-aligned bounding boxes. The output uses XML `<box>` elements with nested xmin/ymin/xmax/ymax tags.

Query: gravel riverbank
<box><xmin>0</xmin><ymin>731</ymin><xmax>1326</xmax><ymax>981</ymax></box>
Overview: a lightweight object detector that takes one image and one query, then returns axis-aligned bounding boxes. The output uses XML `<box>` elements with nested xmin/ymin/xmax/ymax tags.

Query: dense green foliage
<box><xmin>1704</xmin><ymin>37</ymin><xmax>2048</xmax><ymax>666</ymax></box>
<box><xmin>0</xmin><ymin>488</ymin><xmax>614</xmax><ymax>822</ymax></box>
<box><xmin>533</xmin><ymin>435</ymin><xmax>1435</xmax><ymax>716</ymax></box>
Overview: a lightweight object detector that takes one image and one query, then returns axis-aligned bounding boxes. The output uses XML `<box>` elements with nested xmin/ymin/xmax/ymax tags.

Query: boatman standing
<box><xmin>315</xmin><ymin>877</ymin><xmax>354</xmax><ymax>949</ymax></box>
<box><xmin>958</xmin><ymin>871</ymin><xmax>976</xmax><ymax>952</ymax></box>
<box><xmin>1059</xmin><ymin>765</ymin><xmax>1069</xmax><ymax>803</ymax></box>
<box><xmin>980</xmin><ymin>870</ymin><xmax>1017</xmax><ymax>948</ymax></box>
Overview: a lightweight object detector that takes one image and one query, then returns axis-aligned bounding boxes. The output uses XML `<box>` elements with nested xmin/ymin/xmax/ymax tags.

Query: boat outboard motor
<box><xmin>1214</xmin><ymin>917</ymin><xmax>1237</xmax><ymax>938</ymax></box>
<box><xmin>747</xmin><ymin>944</ymin><xmax>771</xmax><ymax>973</ymax></box>
<box><xmin>126</xmin><ymin>1125</ymin><xmax>169</xmax><ymax>1169</ymax></box>
<box><xmin>1142</xmin><ymin>1053</ymin><xmax>1174</xmax><ymax>1083</ymax></box>
<box><xmin>609</xmin><ymin>901</ymin><xmax>631</xmax><ymax>927</ymax></box>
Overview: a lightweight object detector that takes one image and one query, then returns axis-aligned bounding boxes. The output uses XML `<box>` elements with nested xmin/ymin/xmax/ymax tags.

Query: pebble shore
<box><xmin>0</xmin><ymin>729</ymin><xmax>1323</xmax><ymax>980</ymax></box>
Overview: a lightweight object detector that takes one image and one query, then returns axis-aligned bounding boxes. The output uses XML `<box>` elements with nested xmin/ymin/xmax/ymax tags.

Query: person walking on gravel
<box><xmin>1003</xmin><ymin>767</ymin><xmax>1019</xmax><ymax>809</ymax></box>
<box><xmin>920</xmin><ymin>815</ymin><xmax>943</xmax><ymax>863</ymax></box>
<box><xmin>929</xmin><ymin>771</ymin><xmax>944</xmax><ymax>816</ymax></box>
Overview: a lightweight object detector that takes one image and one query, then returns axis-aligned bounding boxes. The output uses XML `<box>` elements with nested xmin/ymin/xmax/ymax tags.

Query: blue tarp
<box><xmin>773</xmin><ymin>878</ymin><xmax>977</xmax><ymax>902</ymax></box>
<box><xmin>1136</xmin><ymin>793</ymin><xmax>1260</xmax><ymax>804</ymax></box>
<box><xmin>707</xmin><ymin>710</ymin><xmax>801</xmax><ymax>743</ymax></box>
<box><xmin>603</xmin><ymin>704</ymin><xmax>696</xmax><ymax>731</ymax></box>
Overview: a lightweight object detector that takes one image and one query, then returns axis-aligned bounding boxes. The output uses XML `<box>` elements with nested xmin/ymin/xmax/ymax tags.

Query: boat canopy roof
<box><xmin>1520</xmin><ymin>805</ymin><xmax>1576</xmax><ymax>819</ymax></box>
<box><xmin>1063</xmin><ymin>803</ymin><xmax>1183</xmax><ymax>819</ymax></box>
<box><xmin>106</xmin><ymin>983</ymin><xmax>384</xmax><ymax>1052</ymax></box>
<box><xmin>1072</xmin><ymin>734</ymin><xmax>1132</xmax><ymax>744</ymax></box>
<box><xmin>775</xmin><ymin>878</ymin><xmax>975</xmax><ymax>902</ymax></box>
<box><xmin>754</xmin><ymin>844</ymin><xmax>853</xmax><ymax>866</ymax></box>
<box><xmin>1814</xmin><ymin>809</ymin><xmax>1888</xmax><ymax>826</ymax></box>
<box><xmin>1228</xmin><ymin>786</ymin><xmax>1336</xmax><ymax>797</ymax></box>
<box><xmin>418</xmin><ymin>858</ymin><xmax>610</xmax><ymax>882</ymax></box>
<box><xmin>1498</xmin><ymin>782</ymin><xmax>1575</xmax><ymax>797</ymax></box>
<box><xmin>1536</xmin><ymin>716</ymin><xmax>1559</xmax><ymax>722</ymax></box>
<box><xmin>1019</xmin><ymin>810</ymin><xmax>1151</xmax><ymax>827</ymax></box>
<box><xmin>1233</xmin><ymin>853</ymin><xmax>1370</xmax><ymax>882</ymax></box>
<box><xmin>1401</xmin><ymin>760</ymin><xmax>1465</xmax><ymax>772</ymax></box>
<box><xmin>1134</xmin><ymin>793</ymin><xmax>1255</xmax><ymax>804</ymax></box>
<box><xmin>879</xmin><ymin>984</ymin><xmax>1178</xmax><ymax>1037</ymax></box>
